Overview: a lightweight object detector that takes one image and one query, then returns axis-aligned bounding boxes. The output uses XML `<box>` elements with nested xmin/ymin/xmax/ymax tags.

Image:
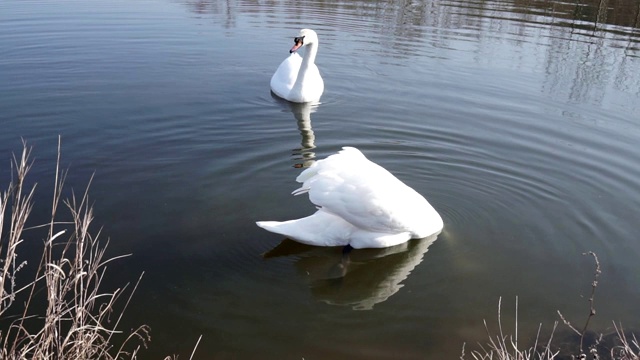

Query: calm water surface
<box><xmin>1</xmin><ymin>0</ymin><xmax>640</xmax><ymax>358</ymax></box>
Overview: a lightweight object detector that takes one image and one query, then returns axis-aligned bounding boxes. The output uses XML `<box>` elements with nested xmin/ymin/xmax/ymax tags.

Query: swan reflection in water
<box><xmin>264</xmin><ymin>234</ymin><xmax>439</xmax><ymax>310</ymax></box>
<box><xmin>271</xmin><ymin>92</ymin><xmax>317</xmax><ymax>168</ymax></box>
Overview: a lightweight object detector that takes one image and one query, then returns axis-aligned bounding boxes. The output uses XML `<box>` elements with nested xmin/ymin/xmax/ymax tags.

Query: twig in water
<box><xmin>557</xmin><ymin>251</ymin><xmax>602</xmax><ymax>356</ymax></box>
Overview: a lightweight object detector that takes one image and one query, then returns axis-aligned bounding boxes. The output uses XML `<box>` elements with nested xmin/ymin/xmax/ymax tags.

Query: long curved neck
<box><xmin>301</xmin><ymin>41</ymin><xmax>318</xmax><ymax>70</ymax></box>
<box><xmin>293</xmin><ymin>41</ymin><xmax>318</xmax><ymax>91</ymax></box>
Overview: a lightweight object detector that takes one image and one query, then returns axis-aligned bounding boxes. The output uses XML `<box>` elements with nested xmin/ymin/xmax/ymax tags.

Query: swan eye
<box><xmin>294</xmin><ymin>36</ymin><xmax>305</xmax><ymax>44</ymax></box>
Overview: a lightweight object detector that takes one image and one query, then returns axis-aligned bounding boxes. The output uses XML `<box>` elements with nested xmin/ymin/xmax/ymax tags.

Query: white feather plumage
<box><xmin>270</xmin><ymin>29</ymin><xmax>324</xmax><ymax>103</ymax></box>
<box><xmin>257</xmin><ymin>147</ymin><xmax>443</xmax><ymax>248</ymax></box>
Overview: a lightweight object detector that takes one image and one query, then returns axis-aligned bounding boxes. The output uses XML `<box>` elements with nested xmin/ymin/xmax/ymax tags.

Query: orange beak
<box><xmin>290</xmin><ymin>37</ymin><xmax>304</xmax><ymax>53</ymax></box>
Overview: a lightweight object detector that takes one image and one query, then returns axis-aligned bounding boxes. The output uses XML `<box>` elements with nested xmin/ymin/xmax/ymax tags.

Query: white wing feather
<box><xmin>270</xmin><ymin>53</ymin><xmax>302</xmax><ymax>100</ymax></box>
<box><xmin>258</xmin><ymin>147</ymin><xmax>443</xmax><ymax>248</ymax></box>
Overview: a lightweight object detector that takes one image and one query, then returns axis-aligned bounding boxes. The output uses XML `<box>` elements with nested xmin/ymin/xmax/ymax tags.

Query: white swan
<box><xmin>256</xmin><ymin>147</ymin><xmax>444</xmax><ymax>249</ymax></box>
<box><xmin>270</xmin><ymin>29</ymin><xmax>324</xmax><ymax>103</ymax></box>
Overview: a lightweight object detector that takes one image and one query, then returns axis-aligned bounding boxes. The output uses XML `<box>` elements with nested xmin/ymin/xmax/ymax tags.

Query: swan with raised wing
<box><xmin>270</xmin><ymin>29</ymin><xmax>324</xmax><ymax>103</ymax></box>
<box><xmin>256</xmin><ymin>147</ymin><xmax>443</xmax><ymax>249</ymax></box>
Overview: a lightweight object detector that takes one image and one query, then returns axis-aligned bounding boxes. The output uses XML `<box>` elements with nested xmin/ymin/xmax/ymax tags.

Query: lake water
<box><xmin>1</xmin><ymin>0</ymin><xmax>640</xmax><ymax>358</ymax></box>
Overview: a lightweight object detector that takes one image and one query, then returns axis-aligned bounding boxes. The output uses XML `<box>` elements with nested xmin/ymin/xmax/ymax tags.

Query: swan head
<box><xmin>289</xmin><ymin>29</ymin><xmax>319</xmax><ymax>54</ymax></box>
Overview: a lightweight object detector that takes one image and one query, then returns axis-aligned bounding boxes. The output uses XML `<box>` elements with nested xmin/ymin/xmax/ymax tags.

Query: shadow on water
<box><xmin>263</xmin><ymin>234</ymin><xmax>439</xmax><ymax>310</ymax></box>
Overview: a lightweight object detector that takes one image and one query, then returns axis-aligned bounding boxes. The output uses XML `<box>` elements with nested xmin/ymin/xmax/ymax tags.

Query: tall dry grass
<box><xmin>611</xmin><ymin>322</ymin><xmax>640</xmax><ymax>360</ymax></box>
<box><xmin>462</xmin><ymin>253</ymin><xmax>640</xmax><ymax>360</ymax></box>
<box><xmin>0</xmin><ymin>139</ymin><xmax>149</xmax><ymax>359</ymax></box>
<box><xmin>460</xmin><ymin>296</ymin><xmax>559</xmax><ymax>360</ymax></box>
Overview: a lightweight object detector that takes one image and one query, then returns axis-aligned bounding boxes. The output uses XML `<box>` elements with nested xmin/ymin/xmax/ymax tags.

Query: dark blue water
<box><xmin>1</xmin><ymin>0</ymin><xmax>640</xmax><ymax>358</ymax></box>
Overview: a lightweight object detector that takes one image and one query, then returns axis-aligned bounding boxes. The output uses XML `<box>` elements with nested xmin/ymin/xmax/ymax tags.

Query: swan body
<box><xmin>270</xmin><ymin>29</ymin><xmax>324</xmax><ymax>103</ymax></box>
<box><xmin>256</xmin><ymin>147</ymin><xmax>443</xmax><ymax>249</ymax></box>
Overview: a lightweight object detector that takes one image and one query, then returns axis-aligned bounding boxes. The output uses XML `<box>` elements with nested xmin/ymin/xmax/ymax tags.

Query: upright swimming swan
<box><xmin>256</xmin><ymin>147</ymin><xmax>444</xmax><ymax>249</ymax></box>
<box><xmin>270</xmin><ymin>29</ymin><xmax>324</xmax><ymax>103</ymax></box>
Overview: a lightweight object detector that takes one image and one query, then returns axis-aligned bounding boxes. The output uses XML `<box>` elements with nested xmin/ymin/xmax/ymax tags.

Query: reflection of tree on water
<box><xmin>264</xmin><ymin>235</ymin><xmax>439</xmax><ymax>310</ymax></box>
<box><xmin>182</xmin><ymin>0</ymin><xmax>639</xmax><ymax>102</ymax></box>
<box><xmin>541</xmin><ymin>0</ymin><xmax>640</xmax><ymax>105</ymax></box>
<box><xmin>179</xmin><ymin>0</ymin><xmax>640</xmax><ymax>41</ymax></box>
<box><xmin>271</xmin><ymin>93</ymin><xmax>317</xmax><ymax>169</ymax></box>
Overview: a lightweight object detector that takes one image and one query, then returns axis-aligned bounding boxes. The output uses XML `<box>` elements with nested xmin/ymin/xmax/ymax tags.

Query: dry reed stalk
<box><xmin>0</xmin><ymin>138</ymin><xmax>149</xmax><ymax>359</ymax></box>
<box><xmin>465</xmin><ymin>252</ymin><xmax>639</xmax><ymax>359</ymax></box>
<box><xmin>163</xmin><ymin>335</ymin><xmax>203</xmax><ymax>360</ymax></box>
<box><xmin>462</xmin><ymin>296</ymin><xmax>559</xmax><ymax>360</ymax></box>
<box><xmin>611</xmin><ymin>322</ymin><xmax>640</xmax><ymax>360</ymax></box>
<box><xmin>0</xmin><ymin>140</ymin><xmax>34</xmax><ymax>317</ymax></box>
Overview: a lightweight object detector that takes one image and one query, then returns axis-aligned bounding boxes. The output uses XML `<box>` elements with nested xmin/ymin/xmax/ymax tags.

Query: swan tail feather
<box><xmin>256</xmin><ymin>211</ymin><xmax>352</xmax><ymax>247</ymax></box>
<box><xmin>292</xmin><ymin>186</ymin><xmax>310</xmax><ymax>196</ymax></box>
